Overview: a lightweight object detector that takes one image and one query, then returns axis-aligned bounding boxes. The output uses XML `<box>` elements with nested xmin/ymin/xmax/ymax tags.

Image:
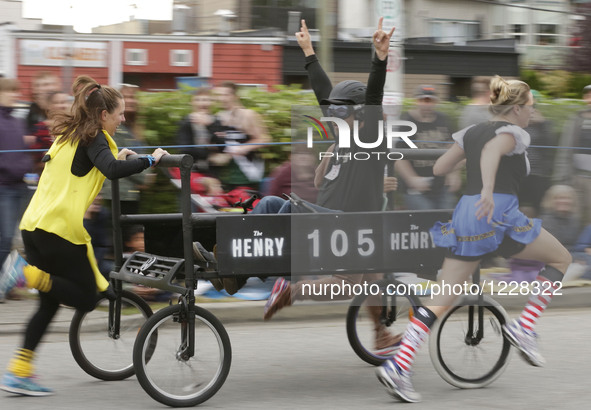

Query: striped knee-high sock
<box><xmin>518</xmin><ymin>266</ymin><xmax>563</xmax><ymax>332</ymax></box>
<box><xmin>393</xmin><ymin>307</ymin><xmax>437</xmax><ymax>372</ymax></box>
<box><xmin>518</xmin><ymin>276</ymin><xmax>559</xmax><ymax>332</ymax></box>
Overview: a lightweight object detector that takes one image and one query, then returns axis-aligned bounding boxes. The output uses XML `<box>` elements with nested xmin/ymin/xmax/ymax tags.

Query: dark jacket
<box><xmin>0</xmin><ymin>106</ymin><xmax>32</xmax><ymax>186</ymax></box>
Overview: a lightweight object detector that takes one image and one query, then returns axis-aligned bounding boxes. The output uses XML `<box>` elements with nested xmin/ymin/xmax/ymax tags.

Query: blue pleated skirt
<box><xmin>430</xmin><ymin>193</ymin><xmax>541</xmax><ymax>257</ymax></box>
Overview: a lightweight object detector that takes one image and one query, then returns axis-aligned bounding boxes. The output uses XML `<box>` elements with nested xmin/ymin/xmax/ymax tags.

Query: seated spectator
<box><xmin>540</xmin><ymin>185</ymin><xmax>581</xmax><ymax>250</ymax></box>
<box><xmin>506</xmin><ymin>185</ymin><xmax>581</xmax><ymax>282</ymax></box>
<box><xmin>572</xmin><ymin>225</ymin><xmax>591</xmax><ymax>280</ymax></box>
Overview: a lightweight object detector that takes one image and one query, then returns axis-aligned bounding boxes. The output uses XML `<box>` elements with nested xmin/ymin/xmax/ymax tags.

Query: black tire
<box><xmin>429</xmin><ymin>295</ymin><xmax>512</xmax><ymax>388</ymax></box>
<box><xmin>346</xmin><ymin>279</ymin><xmax>421</xmax><ymax>366</ymax></box>
<box><xmin>69</xmin><ymin>289</ymin><xmax>153</xmax><ymax>381</ymax></box>
<box><xmin>133</xmin><ymin>304</ymin><xmax>232</xmax><ymax>407</ymax></box>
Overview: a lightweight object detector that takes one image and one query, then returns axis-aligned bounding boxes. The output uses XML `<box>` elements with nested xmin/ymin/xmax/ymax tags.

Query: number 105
<box><xmin>307</xmin><ymin>229</ymin><xmax>375</xmax><ymax>258</ymax></box>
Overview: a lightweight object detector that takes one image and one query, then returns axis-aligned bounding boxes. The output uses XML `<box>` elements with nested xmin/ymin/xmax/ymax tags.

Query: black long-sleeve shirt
<box><xmin>71</xmin><ymin>131</ymin><xmax>150</xmax><ymax>179</ymax></box>
<box><xmin>307</xmin><ymin>54</ymin><xmax>388</xmax><ymax>212</ymax></box>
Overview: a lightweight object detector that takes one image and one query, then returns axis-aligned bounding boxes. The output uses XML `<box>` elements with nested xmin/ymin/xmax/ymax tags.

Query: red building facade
<box><xmin>12</xmin><ymin>32</ymin><xmax>283</xmax><ymax>99</ymax></box>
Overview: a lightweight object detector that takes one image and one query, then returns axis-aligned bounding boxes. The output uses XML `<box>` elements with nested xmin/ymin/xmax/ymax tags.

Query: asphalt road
<box><xmin>0</xmin><ymin>308</ymin><xmax>589</xmax><ymax>409</ymax></box>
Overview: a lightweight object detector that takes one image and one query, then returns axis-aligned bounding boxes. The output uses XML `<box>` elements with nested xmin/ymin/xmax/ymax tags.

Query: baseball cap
<box><xmin>415</xmin><ymin>85</ymin><xmax>438</xmax><ymax>100</ymax></box>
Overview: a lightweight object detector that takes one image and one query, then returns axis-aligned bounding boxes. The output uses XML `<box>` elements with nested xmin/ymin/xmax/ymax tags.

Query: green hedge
<box><xmin>521</xmin><ymin>69</ymin><xmax>591</xmax><ymax>99</ymax></box>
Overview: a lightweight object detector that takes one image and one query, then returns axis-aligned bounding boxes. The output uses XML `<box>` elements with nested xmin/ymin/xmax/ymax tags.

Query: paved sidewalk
<box><xmin>1</xmin><ymin>282</ymin><xmax>591</xmax><ymax>335</ymax></box>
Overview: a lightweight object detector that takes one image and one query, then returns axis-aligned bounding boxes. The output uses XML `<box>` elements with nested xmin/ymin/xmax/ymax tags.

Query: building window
<box><xmin>536</xmin><ymin>24</ymin><xmax>558</xmax><ymax>45</ymax></box>
<box><xmin>170</xmin><ymin>49</ymin><xmax>193</xmax><ymax>67</ymax></box>
<box><xmin>429</xmin><ymin>19</ymin><xmax>480</xmax><ymax>45</ymax></box>
<box><xmin>125</xmin><ymin>49</ymin><xmax>147</xmax><ymax>65</ymax></box>
<box><xmin>509</xmin><ymin>24</ymin><xmax>526</xmax><ymax>44</ymax></box>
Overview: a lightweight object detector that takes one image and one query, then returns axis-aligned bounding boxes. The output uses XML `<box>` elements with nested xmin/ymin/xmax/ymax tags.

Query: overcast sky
<box><xmin>21</xmin><ymin>0</ymin><xmax>173</xmax><ymax>33</ymax></box>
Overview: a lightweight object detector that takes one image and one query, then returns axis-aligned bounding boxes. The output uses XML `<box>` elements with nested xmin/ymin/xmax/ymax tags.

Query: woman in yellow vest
<box><xmin>1</xmin><ymin>75</ymin><xmax>167</xmax><ymax>396</ymax></box>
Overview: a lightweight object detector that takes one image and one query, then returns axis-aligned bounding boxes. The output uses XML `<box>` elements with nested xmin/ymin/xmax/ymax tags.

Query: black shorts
<box><xmin>445</xmin><ymin>235</ymin><xmax>527</xmax><ymax>262</ymax></box>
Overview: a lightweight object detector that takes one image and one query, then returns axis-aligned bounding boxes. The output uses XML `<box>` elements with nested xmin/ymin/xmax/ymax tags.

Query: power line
<box><xmin>472</xmin><ymin>0</ymin><xmax>591</xmax><ymax>18</ymax></box>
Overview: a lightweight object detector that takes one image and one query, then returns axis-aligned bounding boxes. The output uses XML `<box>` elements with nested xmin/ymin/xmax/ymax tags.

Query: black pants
<box><xmin>21</xmin><ymin>229</ymin><xmax>97</xmax><ymax>351</ymax></box>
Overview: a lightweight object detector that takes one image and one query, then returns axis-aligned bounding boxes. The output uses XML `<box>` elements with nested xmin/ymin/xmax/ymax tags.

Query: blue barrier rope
<box><xmin>2</xmin><ymin>140</ymin><xmax>591</xmax><ymax>153</ymax></box>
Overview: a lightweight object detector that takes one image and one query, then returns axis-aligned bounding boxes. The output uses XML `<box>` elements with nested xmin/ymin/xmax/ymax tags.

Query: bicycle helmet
<box><xmin>584</xmin><ymin>84</ymin><xmax>591</xmax><ymax>95</ymax></box>
<box><xmin>321</xmin><ymin>80</ymin><xmax>367</xmax><ymax>105</ymax></box>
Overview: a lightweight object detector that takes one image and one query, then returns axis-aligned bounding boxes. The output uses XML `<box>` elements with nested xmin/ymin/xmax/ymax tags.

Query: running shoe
<box><xmin>263</xmin><ymin>277</ymin><xmax>291</xmax><ymax>320</ymax></box>
<box><xmin>0</xmin><ymin>254</ymin><xmax>25</xmax><ymax>302</ymax></box>
<box><xmin>375</xmin><ymin>360</ymin><xmax>421</xmax><ymax>403</ymax></box>
<box><xmin>503</xmin><ymin>319</ymin><xmax>545</xmax><ymax>367</ymax></box>
<box><xmin>0</xmin><ymin>372</ymin><xmax>53</xmax><ymax>396</ymax></box>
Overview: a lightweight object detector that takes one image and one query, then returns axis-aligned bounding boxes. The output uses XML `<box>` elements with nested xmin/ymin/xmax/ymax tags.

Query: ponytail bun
<box><xmin>72</xmin><ymin>75</ymin><xmax>97</xmax><ymax>97</ymax></box>
<box><xmin>489</xmin><ymin>75</ymin><xmax>510</xmax><ymax>105</ymax></box>
<box><xmin>488</xmin><ymin>75</ymin><xmax>531</xmax><ymax>116</ymax></box>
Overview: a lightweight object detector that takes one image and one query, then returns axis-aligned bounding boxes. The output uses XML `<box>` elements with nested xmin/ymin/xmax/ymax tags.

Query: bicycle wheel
<box><xmin>346</xmin><ymin>279</ymin><xmax>421</xmax><ymax>366</ymax></box>
<box><xmin>69</xmin><ymin>289</ymin><xmax>153</xmax><ymax>381</ymax></box>
<box><xmin>429</xmin><ymin>295</ymin><xmax>512</xmax><ymax>389</ymax></box>
<box><xmin>133</xmin><ymin>304</ymin><xmax>232</xmax><ymax>407</ymax></box>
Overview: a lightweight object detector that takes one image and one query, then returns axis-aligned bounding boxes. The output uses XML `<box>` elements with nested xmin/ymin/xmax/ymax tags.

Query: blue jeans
<box><xmin>0</xmin><ymin>184</ymin><xmax>30</xmax><ymax>267</ymax></box>
<box><xmin>250</xmin><ymin>196</ymin><xmax>340</xmax><ymax>214</ymax></box>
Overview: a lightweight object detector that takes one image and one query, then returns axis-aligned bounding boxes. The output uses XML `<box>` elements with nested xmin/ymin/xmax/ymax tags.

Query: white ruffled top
<box><xmin>452</xmin><ymin>124</ymin><xmax>531</xmax><ymax>156</ymax></box>
<box><xmin>452</xmin><ymin>123</ymin><xmax>531</xmax><ymax>174</ymax></box>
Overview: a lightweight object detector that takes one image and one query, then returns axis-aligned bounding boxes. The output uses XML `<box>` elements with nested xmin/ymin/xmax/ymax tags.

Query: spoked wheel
<box><xmin>133</xmin><ymin>304</ymin><xmax>232</xmax><ymax>407</ymax></box>
<box><xmin>429</xmin><ymin>295</ymin><xmax>512</xmax><ymax>388</ymax></box>
<box><xmin>346</xmin><ymin>279</ymin><xmax>421</xmax><ymax>366</ymax></box>
<box><xmin>69</xmin><ymin>289</ymin><xmax>154</xmax><ymax>381</ymax></box>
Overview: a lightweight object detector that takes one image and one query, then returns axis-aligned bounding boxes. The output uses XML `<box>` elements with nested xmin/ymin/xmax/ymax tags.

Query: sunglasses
<box><xmin>326</xmin><ymin>104</ymin><xmax>365</xmax><ymax>119</ymax></box>
<box><xmin>326</xmin><ymin>104</ymin><xmax>352</xmax><ymax>119</ymax></box>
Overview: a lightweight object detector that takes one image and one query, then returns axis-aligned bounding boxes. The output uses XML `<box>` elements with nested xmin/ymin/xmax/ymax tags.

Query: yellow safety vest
<box><xmin>20</xmin><ymin>130</ymin><xmax>118</xmax><ymax>292</ymax></box>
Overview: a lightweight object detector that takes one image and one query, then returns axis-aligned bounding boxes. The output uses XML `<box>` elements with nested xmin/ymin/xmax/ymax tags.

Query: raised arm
<box><xmin>362</xmin><ymin>18</ymin><xmax>395</xmax><ymax>140</ymax></box>
<box><xmin>296</xmin><ymin>19</ymin><xmax>332</xmax><ymax>104</ymax></box>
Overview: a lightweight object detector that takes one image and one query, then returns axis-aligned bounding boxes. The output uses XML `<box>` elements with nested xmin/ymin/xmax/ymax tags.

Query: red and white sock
<box><xmin>393</xmin><ymin>316</ymin><xmax>430</xmax><ymax>372</ymax></box>
<box><xmin>518</xmin><ymin>275</ymin><xmax>559</xmax><ymax>332</ymax></box>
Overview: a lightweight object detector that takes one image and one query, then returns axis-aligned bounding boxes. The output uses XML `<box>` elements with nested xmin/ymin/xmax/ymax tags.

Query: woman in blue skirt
<box><xmin>376</xmin><ymin>76</ymin><xmax>572</xmax><ymax>403</ymax></box>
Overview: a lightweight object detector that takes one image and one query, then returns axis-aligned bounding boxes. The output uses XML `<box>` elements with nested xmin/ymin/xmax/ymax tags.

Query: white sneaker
<box><xmin>503</xmin><ymin>319</ymin><xmax>545</xmax><ymax>367</ymax></box>
<box><xmin>376</xmin><ymin>360</ymin><xmax>421</xmax><ymax>403</ymax></box>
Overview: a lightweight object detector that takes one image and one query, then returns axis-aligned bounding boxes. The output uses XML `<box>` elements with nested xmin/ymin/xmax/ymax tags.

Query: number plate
<box><xmin>216</xmin><ymin>210</ymin><xmax>452</xmax><ymax>277</ymax></box>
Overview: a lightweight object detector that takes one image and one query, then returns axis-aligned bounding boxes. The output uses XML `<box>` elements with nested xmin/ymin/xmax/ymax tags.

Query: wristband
<box><xmin>145</xmin><ymin>155</ymin><xmax>155</xmax><ymax>168</ymax></box>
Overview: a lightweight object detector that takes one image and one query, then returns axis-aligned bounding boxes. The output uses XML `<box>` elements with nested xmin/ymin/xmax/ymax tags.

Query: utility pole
<box><xmin>316</xmin><ymin>0</ymin><xmax>334</xmax><ymax>75</ymax></box>
<box><xmin>376</xmin><ymin>0</ymin><xmax>405</xmax><ymax>118</ymax></box>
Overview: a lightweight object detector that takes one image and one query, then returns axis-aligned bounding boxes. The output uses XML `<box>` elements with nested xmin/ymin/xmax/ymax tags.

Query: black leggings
<box><xmin>22</xmin><ymin>229</ymin><xmax>97</xmax><ymax>351</ymax></box>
